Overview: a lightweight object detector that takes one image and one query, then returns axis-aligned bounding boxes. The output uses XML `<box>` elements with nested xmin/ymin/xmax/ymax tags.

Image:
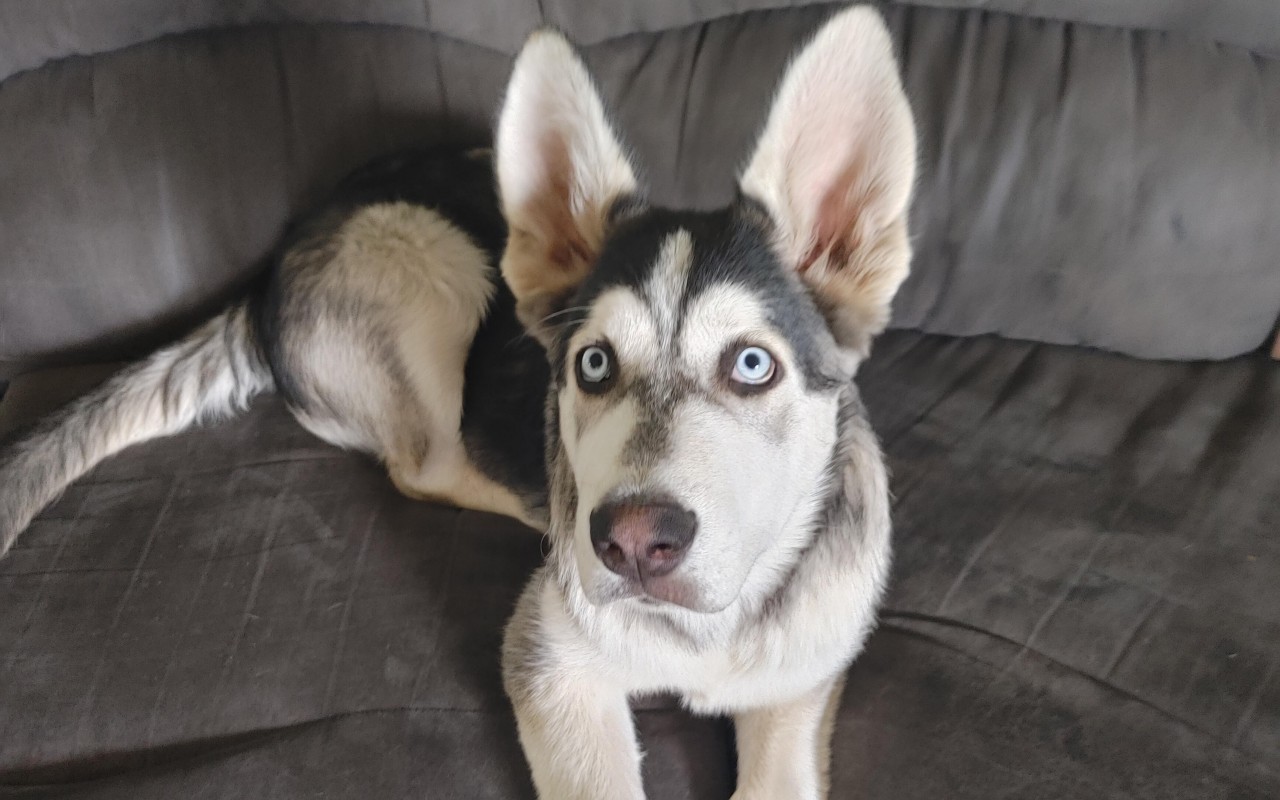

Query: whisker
<box><xmin>504</xmin><ymin>316</ymin><xmax>586</xmax><ymax>350</ymax></box>
<box><xmin>504</xmin><ymin>330</ymin><xmax>538</xmax><ymax>349</ymax></box>
<box><xmin>538</xmin><ymin>306</ymin><xmax>591</xmax><ymax>325</ymax></box>
<box><xmin>497</xmin><ymin>305</ymin><xmax>592</xmax><ymax>350</ymax></box>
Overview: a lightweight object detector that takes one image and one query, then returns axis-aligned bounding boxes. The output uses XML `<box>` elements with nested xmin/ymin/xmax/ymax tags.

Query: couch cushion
<box><xmin>1</xmin><ymin>331</ymin><xmax>1276</xmax><ymax>798</ymax></box>
<box><xmin>3</xmin><ymin>6</ymin><xmax>1279</xmax><ymax>377</ymax></box>
<box><xmin>3</xmin><ymin>1</ymin><xmax>1278</xmax><ymax>85</ymax></box>
<box><xmin>848</xmin><ymin>332</ymin><xmax>1280</xmax><ymax>798</ymax></box>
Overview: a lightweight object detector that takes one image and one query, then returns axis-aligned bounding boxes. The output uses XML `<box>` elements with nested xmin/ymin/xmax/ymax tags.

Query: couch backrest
<box><xmin>1</xmin><ymin>1</ymin><xmax>1278</xmax><ymax>376</ymax></box>
<box><xmin>4</xmin><ymin>0</ymin><xmax>1278</xmax><ymax>83</ymax></box>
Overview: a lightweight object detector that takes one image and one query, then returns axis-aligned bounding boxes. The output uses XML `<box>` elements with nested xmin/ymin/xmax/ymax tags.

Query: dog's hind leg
<box><xmin>281</xmin><ymin>201</ymin><xmax>540</xmax><ymax>527</ymax></box>
<box><xmin>730</xmin><ymin>676</ymin><xmax>845</xmax><ymax>800</ymax></box>
<box><xmin>291</xmin><ymin>338</ymin><xmax>532</xmax><ymax>527</ymax></box>
<box><xmin>389</xmin><ymin>447</ymin><xmax>538</xmax><ymax>528</ymax></box>
<box><xmin>381</xmin><ymin>302</ymin><xmax>542</xmax><ymax>528</ymax></box>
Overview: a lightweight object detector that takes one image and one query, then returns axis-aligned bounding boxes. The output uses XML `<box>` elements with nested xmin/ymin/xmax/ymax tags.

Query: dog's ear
<box><xmin>739</xmin><ymin>7</ymin><xmax>916</xmax><ymax>357</ymax></box>
<box><xmin>495</xmin><ymin>30</ymin><xmax>639</xmax><ymax>345</ymax></box>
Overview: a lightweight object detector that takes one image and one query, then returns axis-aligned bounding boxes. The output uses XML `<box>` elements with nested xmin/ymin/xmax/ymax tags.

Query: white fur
<box><xmin>0</xmin><ymin>303</ymin><xmax>272</xmax><ymax>557</ymax></box>
<box><xmin>643</xmin><ymin>229</ymin><xmax>694</xmax><ymax>344</ymax></box>
<box><xmin>562</xmin><ymin>279</ymin><xmax>838</xmax><ymax>614</ymax></box>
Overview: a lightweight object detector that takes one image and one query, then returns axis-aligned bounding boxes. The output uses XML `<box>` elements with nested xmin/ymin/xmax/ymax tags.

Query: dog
<box><xmin>0</xmin><ymin>6</ymin><xmax>916</xmax><ymax>798</ymax></box>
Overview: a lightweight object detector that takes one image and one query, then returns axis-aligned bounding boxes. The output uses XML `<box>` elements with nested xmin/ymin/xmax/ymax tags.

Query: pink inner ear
<box><xmin>797</xmin><ymin>145</ymin><xmax>875</xmax><ymax>276</ymax></box>
<box><xmin>527</xmin><ymin>131</ymin><xmax>593</xmax><ymax>277</ymax></box>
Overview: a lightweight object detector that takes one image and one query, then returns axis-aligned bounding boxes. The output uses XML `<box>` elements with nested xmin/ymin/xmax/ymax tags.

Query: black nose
<box><xmin>589</xmin><ymin>498</ymin><xmax>698</xmax><ymax>579</ymax></box>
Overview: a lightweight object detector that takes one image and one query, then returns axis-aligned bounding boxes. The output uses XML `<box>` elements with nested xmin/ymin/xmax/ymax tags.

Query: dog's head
<box><xmin>495</xmin><ymin>7</ymin><xmax>916</xmax><ymax>614</ymax></box>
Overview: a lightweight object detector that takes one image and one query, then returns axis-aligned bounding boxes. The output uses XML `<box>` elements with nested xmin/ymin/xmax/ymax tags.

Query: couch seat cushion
<box><xmin>0</xmin><ymin>330</ymin><xmax>1276</xmax><ymax>798</ymax></box>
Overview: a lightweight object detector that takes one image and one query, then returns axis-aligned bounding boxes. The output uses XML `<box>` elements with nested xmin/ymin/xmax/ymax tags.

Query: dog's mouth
<box><xmin>632</xmin><ymin>573</ymin><xmax>698</xmax><ymax>608</ymax></box>
<box><xmin>588</xmin><ymin>569</ymin><xmax>701</xmax><ymax>609</ymax></box>
<box><xmin>592</xmin><ymin>572</ymin><xmax>728</xmax><ymax>614</ymax></box>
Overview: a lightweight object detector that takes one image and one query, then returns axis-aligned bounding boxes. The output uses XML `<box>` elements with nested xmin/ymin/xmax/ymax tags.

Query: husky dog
<box><xmin>0</xmin><ymin>6</ymin><xmax>915</xmax><ymax>798</ymax></box>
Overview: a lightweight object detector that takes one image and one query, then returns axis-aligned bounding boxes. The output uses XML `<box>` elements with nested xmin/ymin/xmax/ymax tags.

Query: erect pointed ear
<box><xmin>495</xmin><ymin>30</ymin><xmax>640</xmax><ymax>345</ymax></box>
<box><xmin>739</xmin><ymin>7</ymin><xmax>916</xmax><ymax>357</ymax></box>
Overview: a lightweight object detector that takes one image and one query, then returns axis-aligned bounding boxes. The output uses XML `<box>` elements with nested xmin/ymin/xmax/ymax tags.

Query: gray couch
<box><xmin>1</xmin><ymin>2</ymin><xmax>1277</xmax><ymax>798</ymax></box>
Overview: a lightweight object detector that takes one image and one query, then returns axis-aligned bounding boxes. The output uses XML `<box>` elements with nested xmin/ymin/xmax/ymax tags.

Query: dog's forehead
<box><xmin>581</xmin><ymin>228</ymin><xmax>773</xmax><ymax>359</ymax></box>
<box><xmin>561</xmin><ymin>207</ymin><xmax>839</xmax><ymax>388</ymax></box>
<box><xmin>589</xmin><ymin>207</ymin><xmax>780</xmax><ymax>305</ymax></box>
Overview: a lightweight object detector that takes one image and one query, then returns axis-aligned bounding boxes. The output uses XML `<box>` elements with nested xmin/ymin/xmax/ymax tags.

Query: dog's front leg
<box><xmin>730</xmin><ymin>675</ymin><xmax>845</xmax><ymax>800</ymax></box>
<box><xmin>507</xmin><ymin>667</ymin><xmax>644</xmax><ymax>799</ymax></box>
<box><xmin>504</xmin><ymin>582</ymin><xmax>645</xmax><ymax>800</ymax></box>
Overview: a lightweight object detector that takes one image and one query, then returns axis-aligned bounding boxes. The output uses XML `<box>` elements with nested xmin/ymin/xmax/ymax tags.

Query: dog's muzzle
<box><xmin>589</xmin><ymin>497</ymin><xmax>698</xmax><ymax>605</ymax></box>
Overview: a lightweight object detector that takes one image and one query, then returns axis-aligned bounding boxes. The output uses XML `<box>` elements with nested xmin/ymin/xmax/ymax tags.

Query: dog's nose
<box><xmin>589</xmin><ymin>498</ymin><xmax>697</xmax><ymax>579</ymax></box>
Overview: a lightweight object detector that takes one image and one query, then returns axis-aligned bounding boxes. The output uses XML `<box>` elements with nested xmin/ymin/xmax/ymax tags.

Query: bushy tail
<box><xmin>0</xmin><ymin>303</ymin><xmax>273</xmax><ymax>557</ymax></box>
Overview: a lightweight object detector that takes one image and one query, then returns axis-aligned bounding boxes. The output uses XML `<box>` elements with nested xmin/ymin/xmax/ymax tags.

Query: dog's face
<box><xmin>553</xmin><ymin>210</ymin><xmax>848</xmax><ymax>611</ymax></box>
<box><xmin>495</xmin><ymin>8</ymin><xmax>916</xmax><ymax>613</ymax></box>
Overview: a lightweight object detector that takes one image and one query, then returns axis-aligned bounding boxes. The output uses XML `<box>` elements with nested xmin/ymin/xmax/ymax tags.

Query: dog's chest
<box><xmin>616</xmin><ymin>607</ymin><xmax>860</xmax><ymax>714</ymax></box>
<box><xmin>679</xmin><ymin>653</ymin><xmax>836</xmax><ymax>714</ymax></box>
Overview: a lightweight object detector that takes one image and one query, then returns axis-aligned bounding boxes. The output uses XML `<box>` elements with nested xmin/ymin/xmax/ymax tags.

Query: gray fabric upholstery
<box><xmin>907</xmin><ymin>1</ymin><xmax>1280</xmax><ymax>56</ymax></box>
<box><xmin>2</xmin><ymin>3</ymin><xmax>1279</xmax><ymax>375</ymax></box>
<box><xmin>4</xmin><ymin>1</ymin><xmax>1278</xmax><ymax>84</ymax></box>
<box><xmin>1</xmin><ymin>331</ymin><xmax>1276</xmax><ymax>798</ymax></box>
<box><xmin>0</xmin><ymin>26</ymin><xmax>512</xmax><ymax>375</ymax></box>
<box><xmin>892</xmin><ymin>9</ymin><xmax>1280</xmax><ymax>357</ymax></box>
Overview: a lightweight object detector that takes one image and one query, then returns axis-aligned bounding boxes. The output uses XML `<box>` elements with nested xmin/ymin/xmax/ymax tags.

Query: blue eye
<box><xmin>732</xmin><ymin>346</ymin><xmax>775</xmax><ymax>385</ymax></box>
<box><xmin>580</xmin><ymin>346</ymin><xmax>610</xmax><ymax>381</ymax></box>
<box><xmin>576</xmin><ymin>343</ymin><xmax>616</xmax><ymax>392</ymax></box>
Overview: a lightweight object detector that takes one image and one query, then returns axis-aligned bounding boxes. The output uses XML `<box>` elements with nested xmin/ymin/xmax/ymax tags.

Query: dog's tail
<box><xmin>0</xmin><ymin>302</ymin><xmax>273</xmax><ymax>557</ymax></box>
